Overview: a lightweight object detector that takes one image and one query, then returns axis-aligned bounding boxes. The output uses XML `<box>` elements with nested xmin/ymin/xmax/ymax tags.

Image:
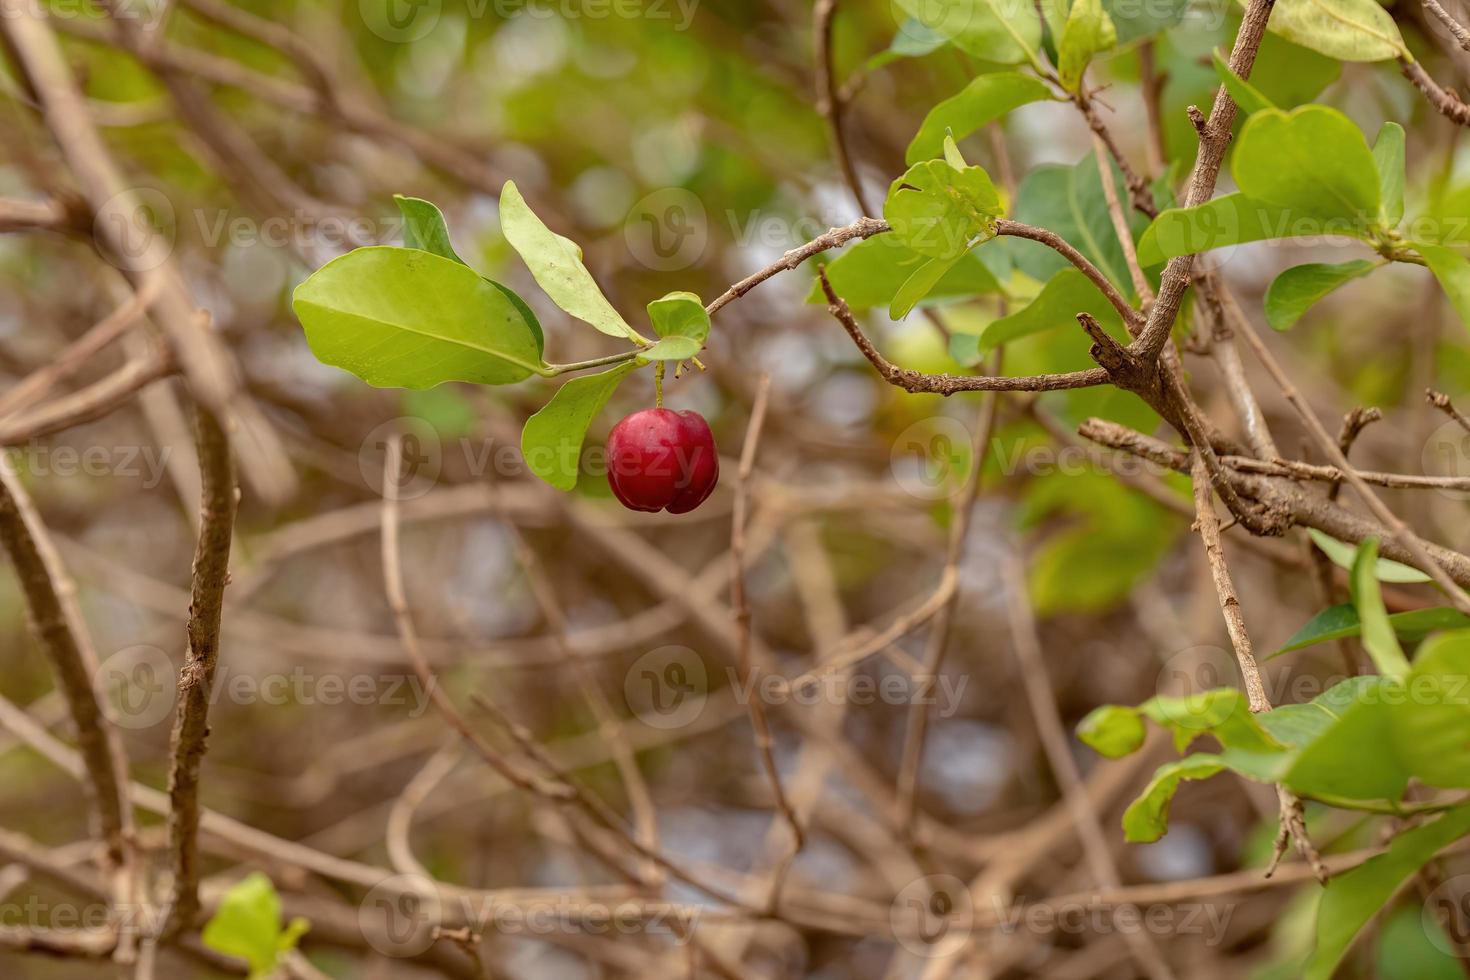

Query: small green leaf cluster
<box><xmin>201</xmin><ymin>873</ymin><xmax>310</xmax><ymax>978</ymax></box>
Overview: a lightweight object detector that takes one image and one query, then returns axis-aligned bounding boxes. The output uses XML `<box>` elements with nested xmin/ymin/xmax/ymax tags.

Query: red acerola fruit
<box><xmin>605</xmin><ymin>408</ymin><xmax>719</xmax><ymax>514</ymax></box>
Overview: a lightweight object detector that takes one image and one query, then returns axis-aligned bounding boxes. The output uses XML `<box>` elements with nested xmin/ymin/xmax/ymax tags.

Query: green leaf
<box><xmin>942</xmin><ymin>135</ymin><xmax>968</xmax><ymax>171</ymax></box>
<box><xmin>646</xmin><ymin>291</ymin><xmax>709</xmax><ymax>345</ymax></box>
<box><xmin>1306</xmin><ymin>805</ymin><xmax>1470</xmax><ymax>980</ymax></box>
<box><xmin>521</xmin><ymin>363</ymin><xmax>637</xmax><ymax>491</ymax></box>
<box><xmin>1255</xmin><ymin>0</ymin><xmax>1410</xmax><ymax>63</ymax></box>
<box><xmin>889</xmin><ymin>18</ymin><xmax>950</xmax><ymax>57</ymax></box>
<box><xmin>1309</xmin><ymin>529</ymin><xmax>1432</xmax><ymax>584</ymax></box>
<box><xmin>1139</xmin><ymin>688</ymin><xmax>1286</xmax><ymax>754</ymax></box>
<box><xmin>892</xmin><ymin>0</ymin><xmax>1043</xmax><ymax>66</ymax></box>
<box><xmin>1211</xmin><ymin>50</ymin><xmax>1276</xmax><ymax>115</ymax></box>
<box><xmin>1283</xmin><ymin>691</ymin><xmax>1409</xmax><ymax>801</ymax></box>
<box><xmin>636</xmin><ymin>336</ymin><xmax>704</xmax><ymax>362</ymax></box>
<box><xmin>1274</xmin><ymin>605</ymin><xmax>1470</xmax><ymax>658</ymax></box>
<box><xmin>500</xmin><ymin>180</ymin><xmax>640</xmax><ymax>342</ymax></box>
<box><xmin>906</xmin><ymin>72</ymin><xmax>1055</xmax><ymax>165</ymax></box>
<box><xmin>1373</xmin><ymin>122</ymin><xmax>1406</xmax><ymax>227</ymax></box>
<box><xmin>1057</xmin><ymin>0</ymin><xmax>1117</xmax><ymax>92</ymax></box>
<box><xmin>1414</xmin><ymin>242</ymin><xmax>1470</xmax><ymax>335</ymax></box>
<box><xmin>1137</xmin><ymin>193</ymin><xmax>1307</xmax><ymax>265</ymax></box>
<box><xmin>1390</xmin><ymin>631</ymin><xmax>1470</xmax><ymax>789</ymax></box>
<box><xmin>1264</xmin><ymin>260</ymin><xmax>1379</xmax><ymax>331</ymax></box>
<box><xmin>293</xmin><ymin>247</ymin><xmax>546</xmax><ymax>388</ymax></box>
<box><xmin>1077</xmin><ymin>704</ymin><xmax>1146</xmax><ymax>758</ymax></box>
<box><xmin>884</xmin><ymin>160</ymin><xmax>1003</xmax><ymax>260</ymax></box>
<box><xmin>1350</xmin><ymin>538</ymin><xmax>1413</xmax><ymax>677</ymax></box>
<box><xmin>1103</xmin><ymin>0</ymin><xmax>1188</xmax><ymax>42</ymax></box>
<box><xmin>395</xmin><ymin>194</ymin><xmax>465</xmax><ymax>264</ymax></box>
<box><xmin>1233</xmin><ymin>106</ymin><xmax>1381</xmax><ymax>224</ymax></box>
<box><xmin>394</xmin><ymin>195</ymin><xmax>545</xmax><ymax>356</ymax></box>
<box><xmin>1123</xmin><ymin>755</ymin><xmax>1227</xmax><ymax>843</ymax></box>
<box><xmin>806</xmin><ymin>236</ymin><xmax>999</xmax><ymax>314</ymax></box>
<box><xmin>891</xmin><ymin>252</ymin><xmax>967</xmax><ymax>319</ymax></box>
<box><xmin>1259</xmin><ymin>676</ymin><xmax>1386</xmax><ymax>747</ymax></box>
<box><xmin>1009</xmin><ymin>157</ymin><xmax>1146</xmax><ymax>291</ymax></box>
<box><xmin>202</xmin><ymin>873</ymin><xmax>300</xmax><ymax>978</ymax></box>
<box><xmin>978</xmin><ymin>267</ymin><xmax>1123</xmax><ymax>351</ymax></box>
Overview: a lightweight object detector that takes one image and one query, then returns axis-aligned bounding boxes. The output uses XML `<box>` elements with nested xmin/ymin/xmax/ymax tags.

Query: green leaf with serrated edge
<box><xmin>1352</xmin><ymin>543</ymin><xmax>1414</xmax><ymax>677</ymax></box>
<box><xmin>1272</xmin><ymin>605</ymin><xmax>1470</xmax><ymax>659</ymax></box>
<box><xmin>1414</xmin><ymin>242</ymin><xmax>1470</xmax><ymax>335</ymax></box>
<box><xmin>1306</xmin><ymin>805</ymin><xmax>1470</xmax><ymax>980</ymax></box>
<box><xmin>1057</xmin><ymin>0</ymin><xmax>1116</xmax><ymax>92</ymax></box>
<box><xmin>1232</xmin><ymin>106</ymin><xmax>1381</xmax><ymax>223</ymax></box>
<box><xmin>1077</xmin><ymin>704</ymin><xmax>1146</xmax><ymax>758</ymax></box>
<box><xmin>646</xmin><ymin>291</ymin><xmax>709</xmax><ymax>344</ymax></box>
<box><xmin>293</xmin><ymin>247</ymin><xmax>545</xmax><ymax>389</ymax></box>
<box><xmin>1390</xmin><ymin>630</ymin><xmax>1470</xmax><ymax>789</ymax></box>
<box><xmin>906</xmin><ymin>72</ymin><xmax>1055</xmax><ymax>165</ymax></box>
<box><xmin>1264</xmin><ymin>260</ymin><xmax>1379</xmax><ymax>331</ymax></box>
<box><xmin>1373</xmin><ymin>122</ymin><xmax>1406</xmax><ymax>226</ymax></box>
<box><xmin>202</xmin><ymin>873</ymin><xmax>294</xmax><ymax>977</ymax></box>
<box><xmin>500</xmin><ymin>180</ymin><xmax>640</xmax><ymax>342</ymax></box>
<box><xmin>1248</xmin><ymin>0</ymin><xmax>1410</xmax><ymax>63</ymax></box>
<box><xmin>1309</xmin><ymin>529</ymin><xmax>1431</xmax><ymax>584</ymax></box>
<box><xmin>884</xmin><ymin>160</ymin><xmax>1003</xmax><ymax>260</ymax></box>
<box><xmin>1211</xmin><ymin>50</ymin><xmax>1276</xmax><ymax>115</ymax></box>
<box><xmin>806</xmin><ymin>237</ymin><xmax>999</xmax><ymax>313</ymax></box>
<box><xmin>1123</xmin><ymin>755</ymin><xmax>1227</xmax><ymax>843</ymax></box>
<box><xmin>522</xmin><ymin>363</ymin><xmax>637</xmax><ymax>491</ymax></box>
<box><xmin>890</xmin><ymin>252</ymin><xmax>966</xmax><ymax>319</ymax></box>
<box><xmin>1137</xmin><ymin>194</ymin><xmax>1325</xmax><ymax>265</ymax></box>
<box><xmin>978</xmin><ymin>268</ymin><xmax>1123</xmax><ymax>351</ymax></box>
<box><xmin>395</xmin><ymin>195</ymin><xmax>544</xmax><ymax>356</ymax></box>
<box><xmin>893</xmin><ymin>0</ymin><xmax>1043</xmax><ymax>66</ymax></box>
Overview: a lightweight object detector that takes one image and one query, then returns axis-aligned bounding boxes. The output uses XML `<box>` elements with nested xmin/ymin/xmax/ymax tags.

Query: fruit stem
<box><xmin>654</xmin><ymin>362</ymin><xmax>665</xmax><ymax>407</ymax></box>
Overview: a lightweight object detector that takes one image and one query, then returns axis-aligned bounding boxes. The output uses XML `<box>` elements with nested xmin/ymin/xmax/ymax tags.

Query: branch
<box><xmin>706</xmin><ymin>217</ymin><xmax>888</xmax><ymax>316</ymax></box>
<box><xmin>1428</xmin><ymin>388</ymin><xmax>1470</xmax><ymax>433</ymax></box>
<box><xmin>1402</xmin><ymin>59</ymin><xmax>1470</xmax><ymax>126</ymax></box>
<box><xmin>813</xmin><ymin>0</ymin><xmax>870</xmax><ymax>214</ymax></box>
<box><xmin>817</xmin><ymin>269</ymin><xmax>1110</xmax><ymax>393</ymax></box>
<box><xmin>165</xmin><ymin>405</ymin><xmax>238</xmax><ymax>933</ymax></box>
<box><xmin>995</xmin><ymin>219</ymin><xmax>1142</xmax><ymax>327</ymax></box>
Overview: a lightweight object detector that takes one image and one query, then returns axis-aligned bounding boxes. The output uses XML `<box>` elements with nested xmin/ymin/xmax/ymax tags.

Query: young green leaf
<box><xmin>1413</xmin><ymin>242</ymin><xmax>1470</xmax><ymax>335</ymax></box>
<box><xmin>942</xmin><ymin>134</ymin><xmax>968</xmax><ymax>171</ymax></box>
<box><xmin>646</xmin><ymin>291</ymin><xmax>710</xmax><ymax>345</ymax></box>
<box><xmin>636</xmin><ymin>336</ymin><xmax>704</xmax><ymax>362</ymax></box>
<box><xmin>1281</xmin><ymin>688</ymin><xmax>1409</xmax><ymax>801</ymax></box>
<box><xmin>1349</xmin><ymin>538</ymin><xmax>1411</xmax><ymax>677</ymax></box>
<box><xmin>890</xmin><ymin>253</ymin><xmax>967</xmax><ymax>319</ymax></box>
<box><xmin>806</xmin><ymin>236</ymin><xmax>999</xmax><ymax>313</ymax></box>
<box><xmin>1389</xmin><ymin>630</ymin><xmax>1470</xmax><ymax>789</ymax></box>
<box><xmin>1273</xmin><ymin>605</ymin><xmax>1470</xmax><ymax>658</ymax></box>
<box><xmin>1232</xmin><ymin>106</ymin><xmax>1381</xmax><ymax>224</ymax></box>
<box><xmin>1255</xmin><ymin>0</ymin><xmax>1410</xmax><ymax>63</ymax></box>
<box><xmin>905</xmin><ymin>72</ymin><xmax>1055</xmax><ymax>165</ymax></box>
<box><xmin>201</xmin><ymin>873</ymin><xmax>309</xmax><ymax>978</ymax></box>
<box><xmin>521</xmin><ymin>363</ymin><xmax>638</xmax><ymax>491</ymax></box>
<box><xmin>1123</xmin><ymin>755</ymin><xmax>1227</xmax><ymax>843</ymax></box>
<box><xmin>1372</xmin><ymin>122</ymin><xmax>1406</xmax><ymax>226</ymax></box>
<box><xmin>499</xmin><ymin>180</ymin><xmax>642</xmax><ymax>342</ymax></box>
<box><xmin>293</xmin><ymin>247</ymin><xmax>547</xmax><ymax>388</ymax></box>
<box><xmin>1057</xmin><ymin>0</ymin><xmax>1117</xmax><ymax>92</ymax></box>
<box><xmin>1308</xmin><ymin>529</ymin><xmax>1431</xmax><ymax>583</ymax></box>
<box><xmin>395</xmin><ymin>195</ymin><xmax>465</xmax><ymax>264</ymax></box>
<box><xmin>1305</xmin><ymin>805</ymin><xmax>1470</xmax><ymax>980</ymax></box>
<box><xmin>1264</xmin><ymin>260</ymin><xmax>1379</xmax><ymax>331</ymax></box>
<box><xmin>1211</xmin><ymin>50</ymin><xmax>1276</xmax><ymax>115</ymax></box>
<box><xmin>1077</xmin><ymin>704</ymin><xmax>1146</xmax><ymax>758</ymax></box>
<box><xmin>1139</xmin><ymin>688</ymin><xmax>1286</xmax><ymax>754</ymax></box>
<box><xmin>892</xmin><ymin>0</ymin><xmax>1043</xmax><ymax>67</ymax></box>
<box><xmin>884</xmin><ymin>159</ymin><xmax>1003</xmax><ymax>260</ymax></box>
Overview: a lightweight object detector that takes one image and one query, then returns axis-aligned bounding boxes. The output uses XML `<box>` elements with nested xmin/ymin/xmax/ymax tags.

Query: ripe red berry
<box><xmin>606</xmin><ymin>408</ymin><xmax>719</xmax><ymax>514</ymax></box>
